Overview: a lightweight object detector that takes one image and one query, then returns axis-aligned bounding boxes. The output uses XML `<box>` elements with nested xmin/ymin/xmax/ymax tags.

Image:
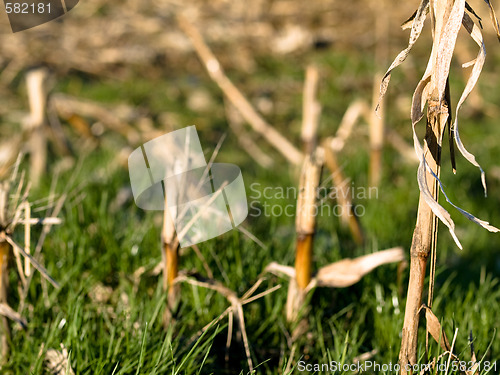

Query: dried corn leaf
<box><xmin>413</xmin><ymin>124</ymin><xmax>462</xmax><ymax>248</ymax></box>
<box><xmin>402</xmin><ymin>9</ymin><xmax>419</xmax><ymax>30</ymax></box>
<box><xmin>438</xmin><ymin>177</ymin><xmax>499</xmax><ymax>232</ymax></box>
<box><xmin>465</xmin><ymin>2</ymin><xmax>483</xmax><ymax>26</ymax></box>
<box><xmin>411</xmin><ymin>75</ymin><xmax>431</xmax><ymax>125</ymax></box>
<box><xmin>453</xmin><ymin>13</ymin><xmax>487</xmax><ymax>195</ymax></box>
<box><xmin>421</xmin><ymin>305</ymin><xmax>451</xmax><ymax>352</ymax></box>
<box><xmin>407</xmin><ymin>5</ymin><xmax>499</xmax><ymax>250</ymax></box>
<box><xmin>433</xmin><ymin>0</ymin><xmax>464</xmax><ymax>102</ymax></box>
<box><xmin>483</xmin><ymin>0</ymin><xmax>500</xmax><ymax>40</ymax></box>
<box><xmin>377</xmin><ymin>0</ymin><xmax>429</xmax><ymax>112</ymax></box>
<box><xmin>315</xmin><ymin>247</ymin><xmax>404</xmax><ymax>288</ymax></box>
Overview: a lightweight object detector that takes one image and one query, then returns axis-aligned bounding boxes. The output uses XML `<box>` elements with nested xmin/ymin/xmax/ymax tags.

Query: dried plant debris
<box><xmin>379</xmin><ymin>0</ymin><xmax>500</xmax><ymax>248</ymax></box>
<box><xmin>0</xmin><ymin>157</ymin><xmax>60</xmax><ymax>288</ymax></box>
<box><xmin>44</xmin><ymin>344</ymin><xmax>75</xmax><ymax>375</ymax></box>
<box><xmin>420</xmin><ymin>305</ymin><xmax>451</xmax><ymax>351</ymax></box>
<box><xmin>0</xmin><ymin>304</ymin><xmax>27</xmax><ymax>328</ymax></box>
<box><xmin>314</xmin><ymin>247</ymin><xmax>405</xmax><ymax>288</ymax></box>
<box><xmin>266</xmin><ymin>247</ymin><xmax>404</xmax><ymax>291</ymax></box>
<box><xmin>177</xmin><ymin>273</ymin><xmax>281</xmax><ymax>373</ymax></box>
<box><xmin>0</xmin><ymin>0</ymin><xmax>417</xmax><ymax>79</ymax></box>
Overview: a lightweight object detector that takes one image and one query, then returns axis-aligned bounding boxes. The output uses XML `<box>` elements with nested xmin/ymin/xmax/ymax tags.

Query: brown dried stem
<box><xmin>162</xmin><ymin>201</ymin><xmax>180</xmax><ymax>327</ymax></box>
<box><xmin>301</xmin><ymin>65</ymin><xmax>321</xmax><ymax>154</ymax></box>
<box><xmin>0</xmin><ymin>240</ymin><xmax>10</xmax><ymax>363</ymax></box>
<box><xmin>178</xmin><ymin>274</ymin><xmax>281</xmax><ymax>373</ymax></box>
<box><xmin>224</xmin><ymin>99</ymin><xmax>274</xmax><ymax>169</ymax></box>
<box><xmin>399</xmin><ymin>90</ymin><xmax>447</xmax><ymax>374</ymax></box>
<box><xmin>25</xmin><ymin>68</ymin><xmax>48</xmax><ymax>188</ymax></box>
<box><xmin>369</xmin><ymin>72</ymin><xmax>385</xmax><ymax>187</ymax></box>
<box><xmin>322</xmin><ymin>141</ymin><xmax>364</xmax><ymax>245</ymax></box>
<box><xmin>286</xmin><ymin>150</ymin><xmax>323</xmax><ymax>322</ymax></box>
<box><xmin>178</xmin><ymin>14</ymin><xmax>303</xmax><ymax>166</ymax></box>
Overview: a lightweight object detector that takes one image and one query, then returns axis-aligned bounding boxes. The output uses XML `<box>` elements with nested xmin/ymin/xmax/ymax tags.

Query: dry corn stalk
<box><xmin>378</xmin><ymin>0</ymin><xmax>500</xmax><ymax>371</ymax></box>
<box><xmin>224</xmin><ymin>100</ymin><xmax>274</xmax><ymax>169</ymax></box>
<box><xmin>294</xmin><ymin>152</ymin><xmax>323</xmax><ymax>290</ymax></box>
<box><xmin>0</xmin><ymin>239</ymin><xmax>10</xmax><ymax>362</ymax></box>
<box><xmin>162</xmin><ymin>198</ymin><xmax>180</xmax><ymax>326</ymax></box>
<box><xmin>286</xmin><ymin>149</ymin><xmax>323</xmax><ymax>322</ymax></box>
<box><xmin>160</xmin><ymin>133</ymin><xmax>228</xmax><ymax>327</ymax></box>
<box><xmin>301</xmin><ymin>65</ymin><xmax>321</xmax><ymax>154</ymax></box>
<box><xmin>323</xmin><ymin>141</ymin><xmax>364</xmax><ymax>245</ymax></box>
<box><xmin>178</xmin><ymin>14</ymin><xmax>303</xmax><ymax>166</ymax></box>
<box><xmin>25</xmin><ymin>68</ymin><xmax>49</xmax><ymax>188</ymax></box>
<box><xmin>286</xmin><ymin>67</ymin><xmax>323</xmax><ymax>323</ymax></box>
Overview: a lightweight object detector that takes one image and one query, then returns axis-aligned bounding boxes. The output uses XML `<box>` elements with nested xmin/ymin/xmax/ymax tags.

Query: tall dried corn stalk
<box><xmin>286</xmin><ymin>66</ymin><xmax>322</xmax><ymax>322</ymax></box>
<box><xmin>378</xmin><ymin>0</ymin><xmax>500</xmax><ymax>372</ymax></box>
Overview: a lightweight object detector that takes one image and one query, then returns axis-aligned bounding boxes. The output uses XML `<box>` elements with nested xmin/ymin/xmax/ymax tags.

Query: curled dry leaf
<box><xmin>420</xmin><ymin>305</ymin><xmax>451</xmax><ymax>352</ymax></box>
<box><xmin>314</xmin><ymin>247</ymin><xmax>404</xmax><ymax>288</ymax></box>
<box><xmin>377</xmin><ymin>0</ymin><xmax>429</xmax><ymax>113</ymax></box>
<box><xmin>266</xmin><ymin>248</ymin><xmax>405</xmax><ymax>290</ymax></box>
<box><xmin>453</xmin><ymin>13</ymin><xmax>487</xmax><ymax>194</ymax></box>
<box><xmin>484</xmin><ymin>0</ymin><xmax>500</xmax><ymax>40</ymax></box>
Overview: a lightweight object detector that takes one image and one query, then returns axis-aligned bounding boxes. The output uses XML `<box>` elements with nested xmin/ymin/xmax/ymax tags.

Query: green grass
<box><xmin>0</xmin><ymin>46</ymin><xmax>499</xmax><ymax>374</ymax></box>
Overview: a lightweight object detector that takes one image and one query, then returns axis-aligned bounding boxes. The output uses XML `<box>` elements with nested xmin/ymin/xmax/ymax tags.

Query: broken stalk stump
<box><xmin>162</xmin><ymin>199</ymin><xmax>180</xmax><ymax>327</ymax></box>
<box><xmin>286</xmin><ymin>149</ymin><xmax>323</xmax><ymax>323</ymax></box>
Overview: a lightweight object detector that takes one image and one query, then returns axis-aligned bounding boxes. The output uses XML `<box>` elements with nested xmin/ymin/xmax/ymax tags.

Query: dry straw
<box><xmin>0</xmin><ymin>157</ymin><xmax>61</xmax><ymax>363</ymax></box>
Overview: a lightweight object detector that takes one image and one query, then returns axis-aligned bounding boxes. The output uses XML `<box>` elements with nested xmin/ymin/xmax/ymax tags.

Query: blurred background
<box><xmin>0</xmin><ymin>0</ymin><xmax>498</xmax><ymax>373</ymax></box>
